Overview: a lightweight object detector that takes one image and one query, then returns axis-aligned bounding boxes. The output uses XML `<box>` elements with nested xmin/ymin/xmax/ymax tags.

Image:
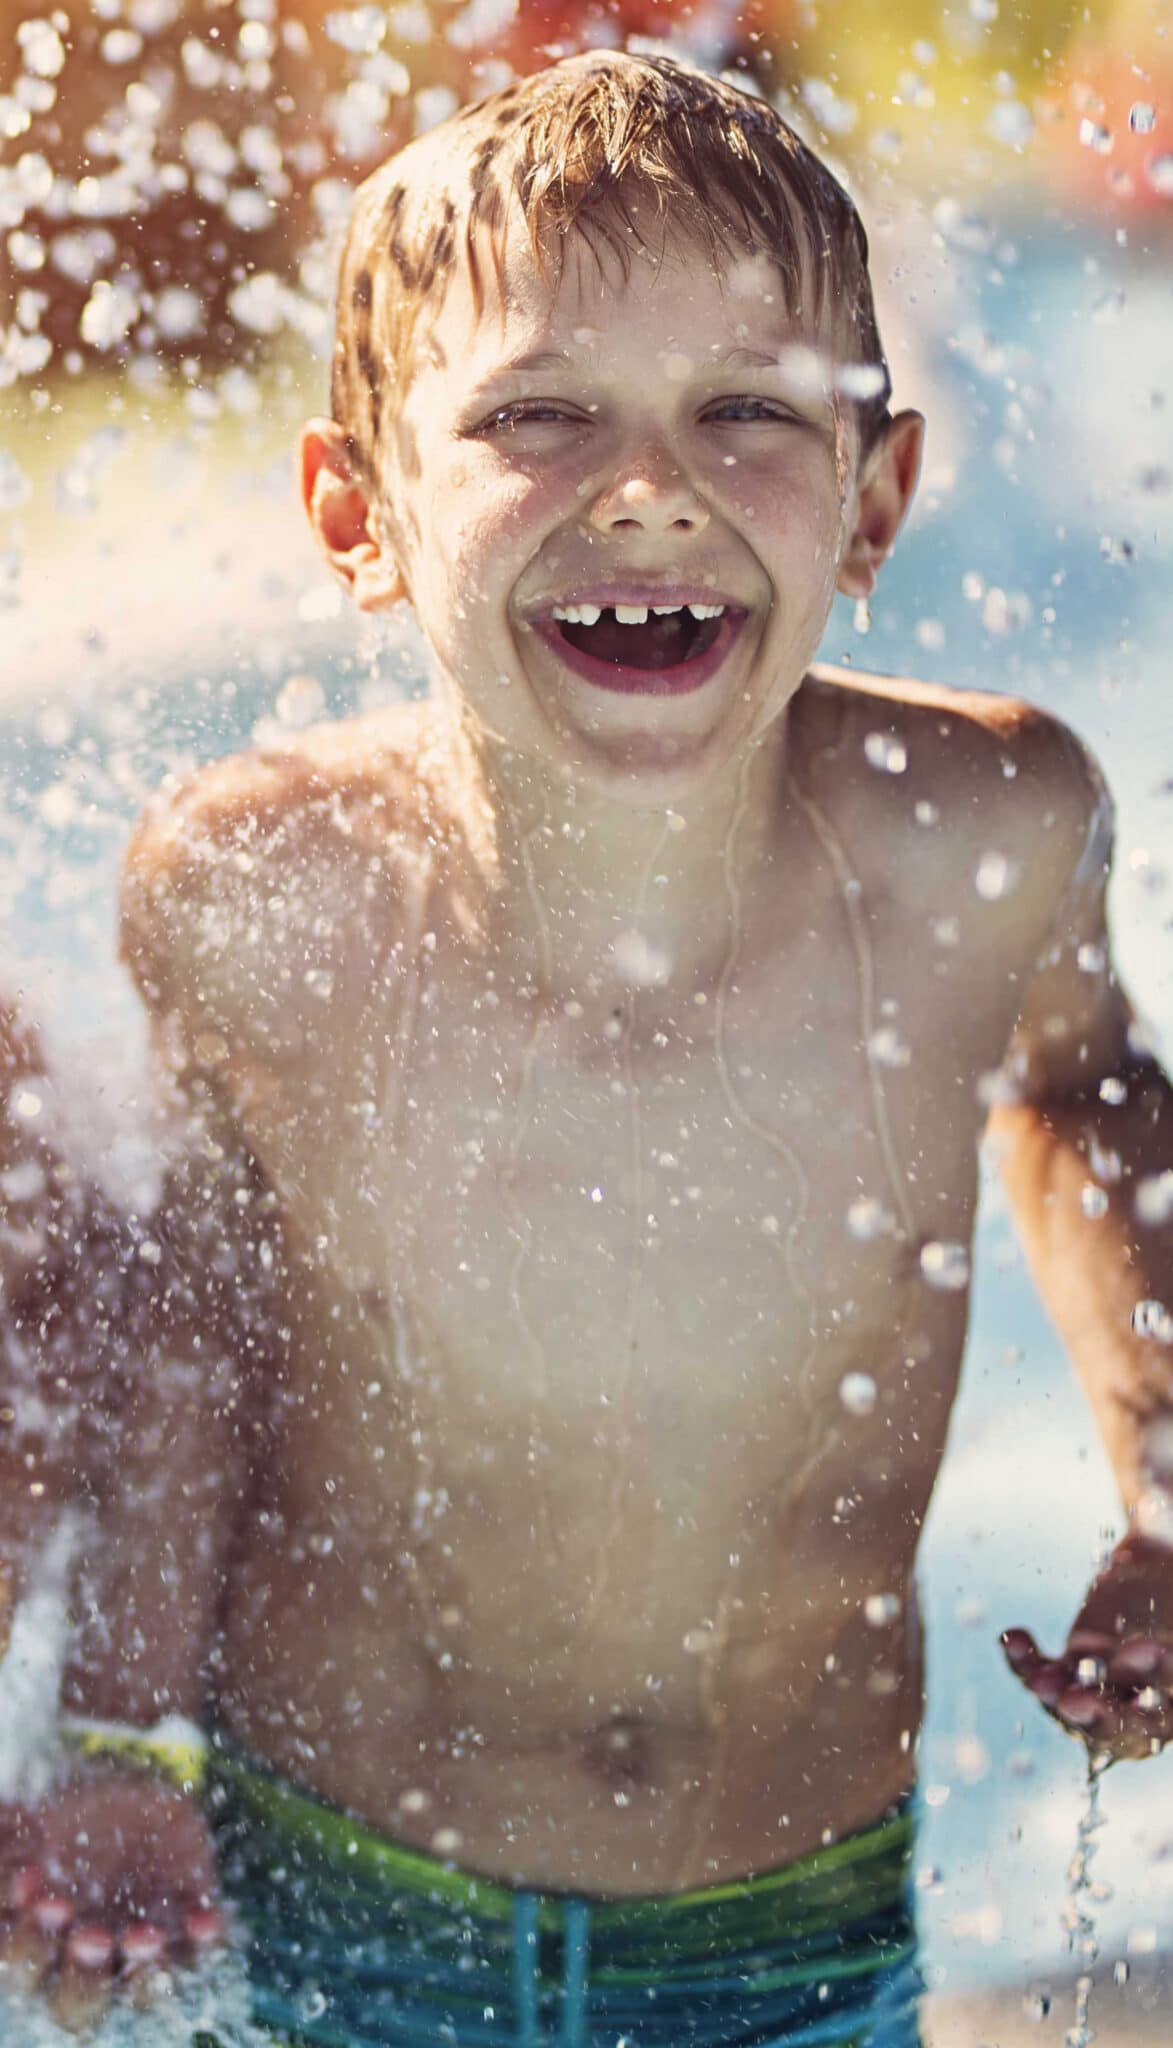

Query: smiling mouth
<box><xmin>535</xmin><ymin>603</ymin><xmax>747</xmax><ymax>696</ymax></box>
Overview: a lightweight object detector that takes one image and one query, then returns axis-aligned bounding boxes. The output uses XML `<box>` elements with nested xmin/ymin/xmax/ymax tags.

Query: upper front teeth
<box><xmin>551</xmin><ymin>601</ymin><xmax>726</xmax><ymax>624</ymax></box>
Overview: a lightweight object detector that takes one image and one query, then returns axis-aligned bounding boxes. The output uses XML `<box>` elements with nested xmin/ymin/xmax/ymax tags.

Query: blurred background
<box><xmin>2</xmin><ymin>0</ymin><xmax>1173</xmax><ymax>2039</ymax></box>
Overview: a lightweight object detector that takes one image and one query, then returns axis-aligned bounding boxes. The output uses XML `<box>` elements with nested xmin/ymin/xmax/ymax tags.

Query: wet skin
<box><xmin>116</xmin><ymin>669</ymin><xmax>1148</xmax><ymax>1898</ymax></box>
<box><xmin>6</xmin><ymin>208</ymin><xmax>1172</xmax><ymax>2018</ymax></box>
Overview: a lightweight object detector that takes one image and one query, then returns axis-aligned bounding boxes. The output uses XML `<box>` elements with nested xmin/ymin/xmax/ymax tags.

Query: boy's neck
<box><xmin>433</xmin><ymin>697</ymin><xmax>797</xmax><ymax>1003</ymax></box>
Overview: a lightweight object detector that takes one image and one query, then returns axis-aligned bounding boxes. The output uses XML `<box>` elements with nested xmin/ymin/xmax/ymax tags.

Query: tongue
<box><xmin>561</xmin><ymin>609</ymin><xmax>712</xmax><ymax>670</ymax></box>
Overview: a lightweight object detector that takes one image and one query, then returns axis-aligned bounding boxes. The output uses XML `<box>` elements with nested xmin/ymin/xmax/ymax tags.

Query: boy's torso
<box><xmin>140</xmin><ymin>670</ymin><xmax>1077</xmax><ymax>1895</ymax></box>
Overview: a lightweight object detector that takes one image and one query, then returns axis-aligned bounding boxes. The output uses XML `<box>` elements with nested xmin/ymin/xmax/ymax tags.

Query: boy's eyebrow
<box><xmin>477</xmin><ymin>343</ymin><xmax>819</xmax><ymax>383</ymax></box>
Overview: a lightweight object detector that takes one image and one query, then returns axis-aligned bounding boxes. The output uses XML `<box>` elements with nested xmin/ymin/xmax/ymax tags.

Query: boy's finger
<box><xmin>182</xmin><ymin>1904</ymin><xmax>225</xmax><ymax>1952</ymax></box>
<box><xmin>0</xmin><ymin>1918</ymin><xmax>58</xmax><ymax>1996</ymax></box>
<box><xmin>120</xmin><ymin>1920</ymin><xmax>168</xmax><ymax>1972</ymax></box>
<box><xmin>1025</xmin><ymin>1661</ymin><xmax>1068</xmax><ymax>1707</ymax></box>
<box><xmin>48</xmin><ymin>1940</ymin><xmax>116</xmax><ymax>2036</ymax></box>
<box><xmin>1000</xmin><ymin>1628</ymin><xmax>1055</xmax><ymax>1685</ymax></box>
<box><xmin>32</xmin><ymin>1893</ymin><xmax>75</xmax><ymax>1939</ymax></box>
<box><xmin>122</xmin><ymin>1926</ymin><xmax>174</xmax><ymax>2014</ymax></box>
<box><xmin>1107</xmin><ymin>1637</ymin><xmax>1173</xmax><ymax>1687</ymax></box>
<box><xmin>1054</xmin><ymin>1686</ymin><xmax>1111</xmax><ymax>1733</ymax></box>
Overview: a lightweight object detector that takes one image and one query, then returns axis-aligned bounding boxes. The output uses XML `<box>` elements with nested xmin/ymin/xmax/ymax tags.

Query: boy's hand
<box><xmin>1000</xmin><ymin>1529</ymin><xmax>1173</xmax><ymax>1762</ymax></box>
<box><xmin>0</xmin><ymin>1764</ymin><xmax>224</xmax><ymax>2034</ymax></box>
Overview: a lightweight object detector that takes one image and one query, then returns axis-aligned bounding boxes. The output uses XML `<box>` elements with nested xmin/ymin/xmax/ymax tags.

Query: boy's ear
<box><xmin>836</xmin><ymin>410</ymin><xmax>924</xmax><ymax>600</ymax></box>
<box><xmin>299</xmin><ymin>418</ymin><xmax>407</xmax><ymax>613</ymax></box>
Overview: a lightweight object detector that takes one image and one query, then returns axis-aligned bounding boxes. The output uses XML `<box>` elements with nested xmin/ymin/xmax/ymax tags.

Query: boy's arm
<box><xmin>69</xmin><ymin>780</ymin><xmax>293</xmax><ymax>1726</ymax></box>
<box><xmin>986</xmin><ymin>738</ymin><xmax>1173</xmax><ymax>1757</ymax></box>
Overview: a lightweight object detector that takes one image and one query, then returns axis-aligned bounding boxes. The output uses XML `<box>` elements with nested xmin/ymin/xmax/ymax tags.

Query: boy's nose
<box><xmin>586</xmin><ymin>446</ymin><xmax>710</xmax><ymax>538</ymax></box>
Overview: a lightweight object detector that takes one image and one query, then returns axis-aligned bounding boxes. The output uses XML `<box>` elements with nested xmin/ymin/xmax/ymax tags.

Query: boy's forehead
<box><xmin>416</xmin><ymin>212</ymin><xmax>828</xmax><ymax>389</ymax></box>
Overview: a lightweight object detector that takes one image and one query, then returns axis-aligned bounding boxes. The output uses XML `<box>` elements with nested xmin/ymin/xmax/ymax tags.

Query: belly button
<box><xmin>584</xmin><ymin>1715</ymin><xmax>653</xmax><ymax>1790</ymax></box>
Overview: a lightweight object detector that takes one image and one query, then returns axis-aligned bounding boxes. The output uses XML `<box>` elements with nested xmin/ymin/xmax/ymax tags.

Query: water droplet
<box><xmin>1129</xmin><ymin>102</ymin><xmax>1156</xmax><ymax>134</ymax></box>
<box><xmin>1112</xmin><ymin>1959</ymin><xmax>1130</xmax><ymax>1986</ymax></box>
<box><xmin>1135</xmin><ymin>1171</ymin><xmax>1173</xmax><ymax>1226</ymax></box>
<box><xmin>1131</xmin><ymin>1298</ymin><xmax>1173</xmax><ymax>1342</ymax></box>
<box><xmin>863</xmin><ymin>732</ymin><xmax>908</xmax><ymax>774</ymax></box>
<box><xmin>801</xmin><ymin>77</ymin><xmax>858</xmax><ymax>136</ymax></box>
<box><xmin>1099</xmin><ymin>1076</ymin><xmax>1127</xmax><ymax>1106</ymax></box>
<box><xmin>1146</xmin><ymin>154</ymin><xmax>1173</xmax><ymax>198</ymax></box>
<box><xmin>865</xmin><ymin>1592</ymin><xmax>901</xmax><ymax>1625</ymax></box>
<box><xmin>1099</xmin><ymin>534</ymin><xmax>1135</xmax><ymax>565</ymax></box>
<box><xmin>839</xmin><ymin>1371</ymin><xmax>877</xmax><ymax>1417</ymax></box>
<box><xmin>954</xmin><ymin>1734</ymin><xmax>990</xmax><ymax>1782</ymax></box>
<box><xmin>17</xmin><ymin>19</ymin><xmax>66</xmax><ymax>78</ymax></box>
<box><xmin>975</xmin><ymin>850</ymin><xmax>1021</xmax><ymax>902</ymax></box>
<box><xmin>982</xmin><ymin>586</ymin><xmax>1032</xmax><ymax>635</ymax></box>
<box><xmin>0</xmin><ymin>453</ymin><xmax>30</xmax><ymax>514</ymax></box>
<box><xmin>431</xmin><ymin>1826</ymin><xmax>463</xmax><ymax>1857</ymax></box>
<box><xmin>324</xmin><ymin>5</ymin><xmax>388</xmax><ymax>52</ymax></box>
<box><xmin>298</xmin><ymin>1988</ymin><xmax>328</xmax><ymax>2023</ymax></box>
<box><xmin>852</xmin><ymin>597</ymin><xmax>871</xmax><ymax>635</ymax></box>
<box><xmin>1080</xmin><ymin>1184</ymin><xmax>1109</xmax><ymax>1220</ymax></box>
<box><xmin>1076</xmin><ymin>942</ymin><xmax>1106</xmax><ymax>975</ymax></box>
<box><xmin>836</xmin><ymin>361</ymin><xmax>888</xmax><ymax>401</ymax></box>
<box><xmin>682</xmin><ymin>1624</ymin><xmax>715</xmax><ymax>1655</ymax></box>
<box><xmin>1022</xmin><ymin>1988</ymin><xmax>1051</xmax><ymax>2021</ymax></box>
<box><xmin>275</xmin><ymin>674</ymin><xmax>326</xmax><ymax>730</ymax></box>
<box><xmin>1078</xmin><ymin>118</ymin><xmax>1113</xmax><ymax>154</ymax></box>
<box><xmin>846</xmin><ymin>1195</ymin><xmax>896</xmax><ymax>1241</ymax></box>
<box><xmin>868</xmin><ymin>1025</ymin><xmax>911</xmax><ymax>1067</ymax></box>
<box><xmin>989</xmin><ymin>99</ymin><xmax>1035</xmax><ymax>147</ymax></box>
<box><xmin>611</xmin><ymin>930</ymin><xmax>671</xmax><ymax>987</ymax></box>
<box><xmin>919</xmin><ymin>1240</ymin><xmax>970</xmax><ymax>1290</ymax></box>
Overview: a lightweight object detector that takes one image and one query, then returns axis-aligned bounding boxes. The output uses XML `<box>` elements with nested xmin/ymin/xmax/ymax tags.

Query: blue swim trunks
<box><xmin>67</xmin><ymin>1726</ymin><xmax>922</xmax><ymax>2047</ymax></box>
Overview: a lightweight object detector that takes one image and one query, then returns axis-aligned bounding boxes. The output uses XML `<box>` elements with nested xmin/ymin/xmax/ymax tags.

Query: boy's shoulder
<box><xmin>125</xmin><ymin>698</ymin><xmax>436</xmax><ymax>888</ymax></box>
<box><xmin>120</xmin><ymin>699</ymin><xmax>441</xmax><ymax>1023</ymax></box>
<box><xmin>802</xmin><ymin>663</ymin><xmax>1111</xmax><ymax>921</ymax></box>
<box><xmin>807</xmin><ymin>660</ymin><xmax>1093</xmax><ymax>762</ymax></box>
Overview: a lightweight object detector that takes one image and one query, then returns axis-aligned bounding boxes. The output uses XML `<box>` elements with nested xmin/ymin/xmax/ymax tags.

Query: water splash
<box><xmin>0</xmin><ymin>1511</ymin><xmax>80</xmax><ymax>1801</ymax></box>
<box><xmin>0</xmin><ymin>1951</ymin><xmax>272</xmax><ymax>2047</ymax></box>
<box><xmin>1060</xmin><ymin>1752</ymin><xmax>1110</xmax><ymax>2048</ymax></box>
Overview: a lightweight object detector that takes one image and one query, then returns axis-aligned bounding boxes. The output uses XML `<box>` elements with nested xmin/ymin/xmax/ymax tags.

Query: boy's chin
<box><xmin>536</xmin><ymin>715</ymin><xmax>744</xmax><ymax>802</ymax></box>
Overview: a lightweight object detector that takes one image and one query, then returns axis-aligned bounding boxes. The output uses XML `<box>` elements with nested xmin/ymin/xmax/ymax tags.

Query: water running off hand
<box><xmin>1060</xmin><ymin>1749</ymin><xmax>1112</xmax><ymax>2048</ymax></box>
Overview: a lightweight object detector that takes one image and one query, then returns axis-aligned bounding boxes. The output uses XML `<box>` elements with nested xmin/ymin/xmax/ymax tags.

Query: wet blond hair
<box><xmin>331</xmin><ymin>50</ymin><xmax>892</xmax><ymax>486</ymax></box>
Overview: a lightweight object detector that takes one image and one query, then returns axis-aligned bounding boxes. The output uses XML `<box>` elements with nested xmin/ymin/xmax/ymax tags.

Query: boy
<box><xmin>3</xmin><ymin>48</ymin><xmax>1172</xmax><ymax>2047</ymax></box>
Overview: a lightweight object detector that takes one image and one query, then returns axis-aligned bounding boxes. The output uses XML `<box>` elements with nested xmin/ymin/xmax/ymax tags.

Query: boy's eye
<box><xmin>480</xmin><ymin>403</ymin><xmax>577</xmax><ymax>431</ymax></box>
<box><xmin>704</xmin><ymin>397</ymin><xmax>800</xmax><ymax>424</ymax></box>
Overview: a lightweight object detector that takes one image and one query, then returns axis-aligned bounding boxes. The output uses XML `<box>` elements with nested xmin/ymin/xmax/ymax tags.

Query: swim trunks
<box><xmin>67</xmin><ymin>1725</ymin><xmax>923</xmax><ymax>2047</ymax></box>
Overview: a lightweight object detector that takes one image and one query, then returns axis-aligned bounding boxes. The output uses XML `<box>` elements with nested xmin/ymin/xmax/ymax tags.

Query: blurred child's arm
<box><xmin>986</xmin><ymin>735</ymin><xmax>1173</xmax><ymax>1756</ymax></box>
<box><xmin>0</xmin><ymin>1008</ymin><xmax>252</xmax><ymax>2021</ymax></box>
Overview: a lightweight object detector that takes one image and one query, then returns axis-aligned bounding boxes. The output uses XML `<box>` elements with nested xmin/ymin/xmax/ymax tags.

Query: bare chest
<box><xmin>251</xmin><ymin>928</ymin><xmax>997</xmax><ymax>1488</ymax></box>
